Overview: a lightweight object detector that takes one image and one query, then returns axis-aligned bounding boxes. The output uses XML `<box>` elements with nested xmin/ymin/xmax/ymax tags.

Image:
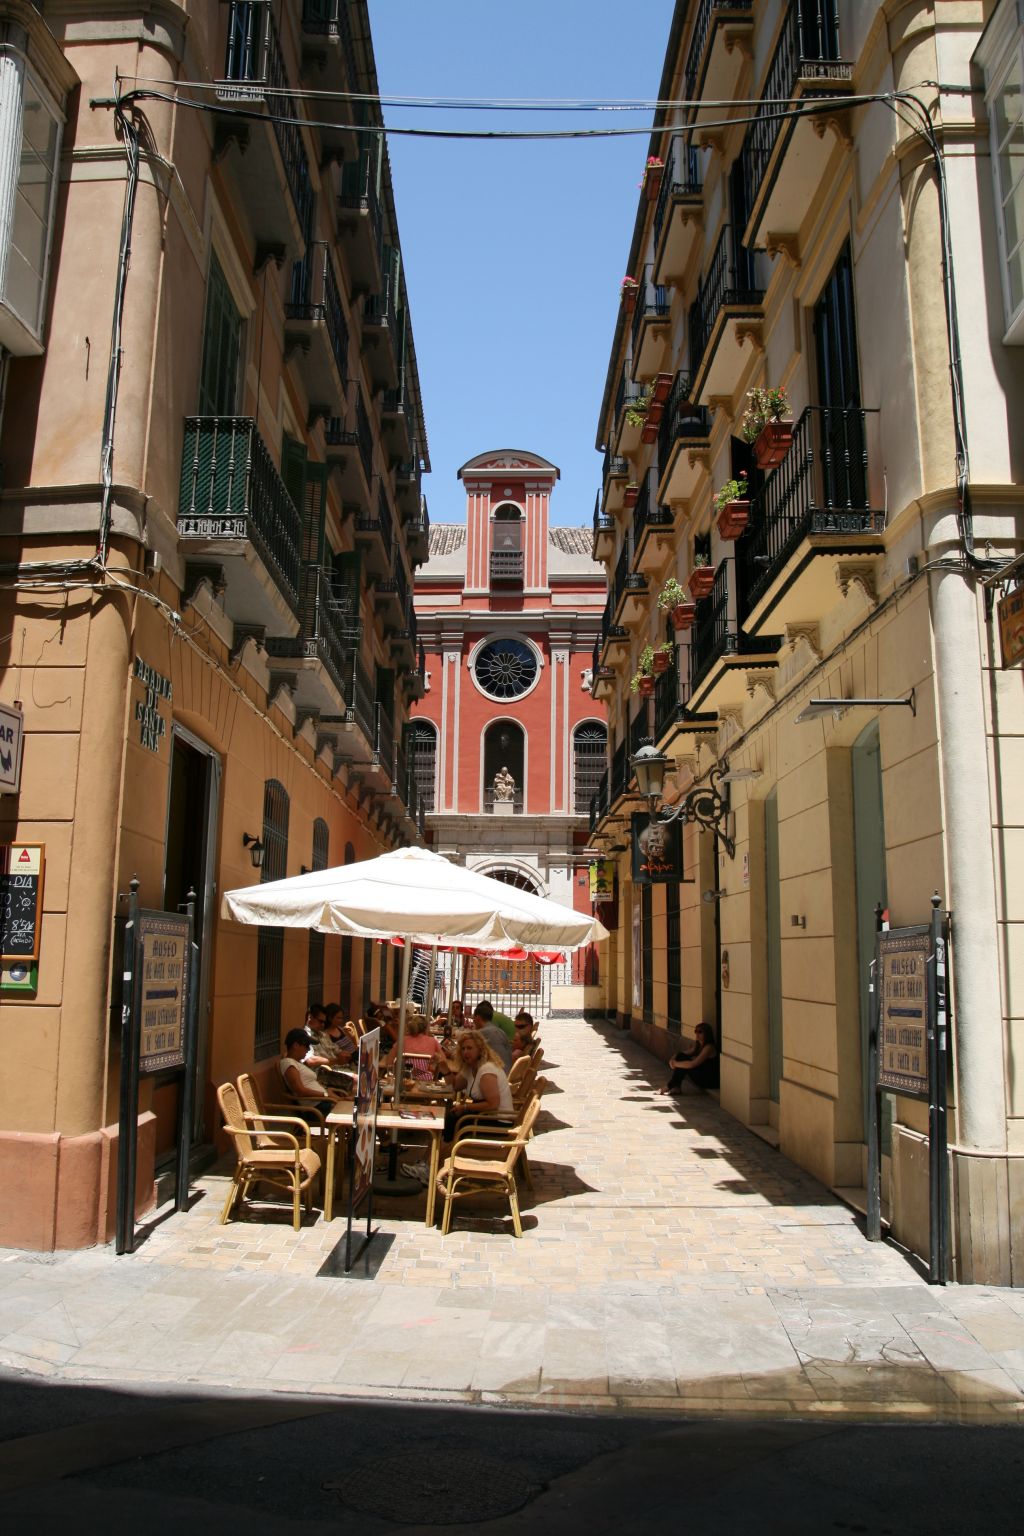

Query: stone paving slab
<box><xmin>0</xmin><ymin>1015</ymin><xmax>1022</xmax><ymax>1423</ymax></box>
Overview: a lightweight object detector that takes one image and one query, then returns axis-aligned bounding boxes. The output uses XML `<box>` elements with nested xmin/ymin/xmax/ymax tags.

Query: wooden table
<box><xmin>323</xmin><ymin>1101</ymin><xmax>447</xmax><ymax>1227</ymax></box>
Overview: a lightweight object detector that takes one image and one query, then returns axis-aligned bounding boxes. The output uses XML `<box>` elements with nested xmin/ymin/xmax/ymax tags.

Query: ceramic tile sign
<box><xmin>0</xmin><ymin>701</ymin><xmax>23</xmax><ymax>793</ymax></box>
<box><xmin>877</xmin><ymin>928</ymin><xmax>930</xmax><ymax>1097</ymax></box>
<box><xmin>0</xmin><ymin>843</ymin><xmax>44</xmax><ymax>965</ymax></box>
<box><xmin>137</xmin><ymin>910</ymin><xmax>189</xmax><ymax>1072</ymax></box>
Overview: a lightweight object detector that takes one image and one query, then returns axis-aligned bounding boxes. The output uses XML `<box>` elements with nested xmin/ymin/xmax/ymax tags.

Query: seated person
<box><xmin>511</xmin><ymin>1012</ymin><xmax>535</xmax><ymax>1060</ymax></box>
<box><xmin>365</xmin><ymin>1001</ymin><xmax>399</xmax><ymax>1049</ymax></box>
<box><xmin>432</xmin><ymin>998</ymin><xmax>464</xmax><ymax>1034</ymax></box>
<box><xmin>476</xmin><ymin>1020</ymin><xmax>512</xmax><ymax>1071</ymax></box>
<box><xmin>383</xmin><ymin>1011</ymin><xmax>443</xmax><ymax>1081</ymax></box>
<box><xmin>403</xmin><ymin>1031</ymin><xmax>514</xmax><ymax>1184</ymax></box>
<box><xmin>279</xmin><ymin>1028</ymin><xmax>345</xmax><ymax>1118</ymax></box>
<box><xmin>308</xmin><ymin>1004</ymin><xmax>357</xmax><ymax>1066</ymax></box>
<box><xmin>661</xmin><ymin>1021</ymin><xmax>720</xmax><ymax>1094</ymax></box>
<box><xmin>472</xmin><ymin>998</ymin><xmax>516</xmax><ymax>1042</ymax></box>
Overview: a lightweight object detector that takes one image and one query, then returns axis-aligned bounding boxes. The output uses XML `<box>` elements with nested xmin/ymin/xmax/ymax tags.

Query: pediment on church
<box><xmin>458</xmin><ymin>449</ymin><xmax>560</xmax><ymax>478</ymax></box>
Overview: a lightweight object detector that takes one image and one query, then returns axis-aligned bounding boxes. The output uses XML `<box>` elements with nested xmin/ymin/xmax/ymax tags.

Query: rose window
<box><xmin>474</xmin><ymin>639</ymin><xmax>538</xmax><ymax>700</ymax></box>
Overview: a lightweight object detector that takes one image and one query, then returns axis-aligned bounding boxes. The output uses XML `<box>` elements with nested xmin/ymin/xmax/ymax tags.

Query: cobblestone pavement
<box><xmin>2</xmin><ymin>1016</ymin><xmax>1023</xmax><ymax>1421</ymax></box>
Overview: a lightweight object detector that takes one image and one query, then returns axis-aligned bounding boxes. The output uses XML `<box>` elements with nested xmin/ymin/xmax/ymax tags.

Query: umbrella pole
<box><xmin>385</xmin><ymin>940</ymin><xmax>412</xmax><ymax>1183</ymax></box>
<box><xmin>449</xmin><ymin>948</ymin><xmax>457</xmax><ymax>1019</ymax></box>
<box><xmin>425</xmin><ymin>944</ymin><xmax>438</xmax><ymax>1019</ymax></box>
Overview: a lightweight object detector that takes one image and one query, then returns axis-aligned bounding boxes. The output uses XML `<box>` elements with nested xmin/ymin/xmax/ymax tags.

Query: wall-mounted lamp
<box><xmin>794</xmin><ymin>690</ymin><xmax>916</xmax><ymax>725</ymax></box>
<box><xmin>702</xmin><ymin>888</ymin><xmax>727</xmax><ymax>904</ymax></box>
<box><xmin>242</xmin><ymin>833</ymin><xmax>265</xmax><ymax>869</ymax></box>
<box><xmin>631</xmin><ymin>745</ymin><xmax>736</xmax><ymax>858</ymax></box>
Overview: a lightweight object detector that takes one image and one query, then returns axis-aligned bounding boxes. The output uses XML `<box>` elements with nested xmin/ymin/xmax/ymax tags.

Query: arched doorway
<box><xmin>483</xmin><ymin>720</ymin><xmax>525</xmax><ymax>812</ymax></box>
<box><xmin>463</xmin><ymin>862</ymin><xmax>544</xmax><ymax>1016</ymax></box>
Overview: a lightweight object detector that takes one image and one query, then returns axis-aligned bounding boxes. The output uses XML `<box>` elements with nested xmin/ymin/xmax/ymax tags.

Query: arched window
<box><xmin>410</xmin><ymin>720</ymin><xmax>437</xmax><ymax>813</ymax></box>
<box><xmin>255</xmin><ymin>779</ymin><xmax>289</xmax><ymax>1059</ymax></box>
<box><xmin>307</xmin><ymin>817</ymin><xmax>330</xmax><ymax>1006</ymax></box>
<box><xmin>573</xmin><ymin>722</ymin><xmax>608</xmax><ymax>814</ymax></box>
<box><xmin>490</xmin><ymin>503</ymin><xmax>523</xmax><ymax>584</ymax></box>
<box><xmin>483</xmin><ymin>721</ymin><xmax>524</xmax><ymax>812</ymax></box>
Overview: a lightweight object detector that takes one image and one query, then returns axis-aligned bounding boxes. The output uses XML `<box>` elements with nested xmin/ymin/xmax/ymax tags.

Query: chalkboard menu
<box><xmin>0</xmin><ymin>844</ymin><xmax>45</xmax><ymax>963</ymax></box>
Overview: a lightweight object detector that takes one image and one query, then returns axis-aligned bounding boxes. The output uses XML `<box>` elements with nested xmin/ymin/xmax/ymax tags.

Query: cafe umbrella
<box><xmin>223</xmin><ymin>845</ymin><xmax>608</xmax><ymax>1106</ymax></box>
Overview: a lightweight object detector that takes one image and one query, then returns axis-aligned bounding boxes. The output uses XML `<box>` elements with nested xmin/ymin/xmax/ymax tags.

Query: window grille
<box><xmin>254</xmin><ymin>778</ymin><xmax>289</xmax><ymax>1059</ymax></box>
<box><xmin>641</xmin><ymin>883</ymin><xmax>654</xmax><ymax>1024</ymax></box>
<box><xmin>307</xmin><ymin>817</ymin><xmax>329</xmax><ymax>1005</ymax></box>
<box><xmin>666</xmin><ymin>881</ymin><xmax>682</xmax><ymax>1033</ymax></box>
<box><xmin>573</xmin><ymin>724</ymin><xmax>607</xmax><ymax>814</ymax></box>
<box><xmin>410</xmin><ymin>721</ymin><xmax>437</xmax><ymax>813</ymax></box>
<box><xmin>199</xmin><ymin>253</ymin><xmax>242</xmax><ymax>416</ymax></box>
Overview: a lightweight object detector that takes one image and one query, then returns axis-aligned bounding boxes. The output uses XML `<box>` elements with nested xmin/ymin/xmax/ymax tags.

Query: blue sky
<box><xmin>368</xmin><ymin>0</ymin><xmax>676</xmax><ymax>528</ymax></box>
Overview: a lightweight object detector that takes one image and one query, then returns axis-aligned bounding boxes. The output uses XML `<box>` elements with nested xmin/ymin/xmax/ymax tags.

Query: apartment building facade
<box><xmin>0</xmin><ymin>1</ymin><xmax>430</xmax><ymax>1248</ymax></box>
<box><xmin>590</xmin><ymin>0</ymin><xmax>1024</xmax><ymax>1283</ymax></box>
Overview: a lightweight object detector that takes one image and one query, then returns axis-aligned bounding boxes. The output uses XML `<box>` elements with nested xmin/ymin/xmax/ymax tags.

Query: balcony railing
<box><xmin>484</xmin><ymin>788</ymin><xmax>524</xmax><ymax>814</ymax></box>
<box><xmin>266</xmin><ymin>563</ymin><xmax>360</xmax><ymax>696</ymax></box>
<box><xmin>603</xmin><ymin>447</ymin><xmax>629</xmax><ymax>484</ymax></box>
<box><xmin>632</xmin><ymin>467</ymin><xmax>673</xmax><ymax>552</ymax></box>
<box><xmin>222</xmin><ymin>1</ymin><xmax>313</xmax><ymax>237</ymax></box>
<box><xmin>684</xmin><ymin>0</ymin><xmax>752</xmax><ymax>100</ymax></box>
<box><xmin>629</xmin><ymin>702</ymin><xmax>653</xmax><ymax>759</ymax></box>
<box><xmin>657</xmin><ymin>371</ymin><xmax>711</xmax><ymax>471</ymax></box>
<box><xmin>630</xmin><ymin>262</ymin><xmax>669</xmax><ymax>359</ymax></box>
<box><xmin>302</xmin><ymin>0</ymin><xmax>355</xmax><ymax>55</ymax></box>
<box><xmin>743</xmin><ymin>1</ymin><xmax>844</xmax><ymax>220</ymax></box>
<box><xmin>177</xmin><ymin>417</ymin><xmax>302</xmax><ymax>611</ymax></box>
<box><xmin>343</xmin><ymin>650</ymin><xmax>375</xmax><ymax>741</ymax></box>
<box><xmin>654</xmin><ymin>659</ymin><xmax>680</xmax><ymax>739</ymax></box>
<box><xmin>589</xmin><ymin>768</ymin><xmax>609</xmax><ymax>834</ymax></box>
<box><xmin>653</xmin><ymin>134</ymin><xmax>703</xmax><ymax>252</ymax></box>
<box><xmin>339</xmin><ymin>149</ymin><xmax>384</xmax><ymax>259</ymax></box>
<box><xmin>613</xmin><ymin>372</ymin><xmax>645</xmax><ymax>434</ymax></box>
<box><xmin>689</xmin><ymin>561</ymin><xmax>731</xmax><ymax>695</ymax></box>
<box><xmin>285</xmin><ymin>241</ymin><xmax>349</xmax><ymax>384</ymax></box>
<box><xmin>593</xmin><ymin>490</ymin><xmax>614</xmax><ymax>545</ymax></box>
<box><xmin>374</xmin><ymin>702</ymin><xmax>395</xmax><ymax>777</ymax></box>
<box><xmin>490</xmin><ymin>549</ymin><xmax>524</xmax><ymax>583</ymax></box>
<box><xmin>689</xmin><ymin>225</ymin><xmax>763</xmax><ymax>377</ymax></box>
<box><xmin>736</xmin><ymin>406</ymin><xmax>882</xmax><ymax>617</ymax></box>
<box><xmin>610</xmin><ymin>739</ymin><xmax>629</xmax><ymax>802</ymax></box>
<box><xmin>612</xmin><ymin>538</ymin><xmax>646</xmax><ymax>613</ymax></box>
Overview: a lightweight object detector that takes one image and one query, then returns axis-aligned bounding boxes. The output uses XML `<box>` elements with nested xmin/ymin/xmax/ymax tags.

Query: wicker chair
<box><xmin>452</xmin><ymin>1089</ymin><xmax>539</xmax><ymax>1190</ymax></box>
<box><xmin>236</xmin><ymin>1071</ymin><xmax>328</xmax><ymax>1146</ymax></box>
<box><xmin>436</xmin><ymin>1097</ymin><xmax>542</xmax><ymax>1237</ymax></box>
<box><xmin>508</xmin><ymin>1056</ymin><xmax>537</xmax><ymax>1108</ymax></box>
<box><xmin>529</xmin><ymin>1040</ymin><xmax>544</xmax><ymax>1070</ymax></box>
<box><xmin>217</xmin><ymin>1081</ymin><xmax>321</xmax><ymax>1231</ymax></box>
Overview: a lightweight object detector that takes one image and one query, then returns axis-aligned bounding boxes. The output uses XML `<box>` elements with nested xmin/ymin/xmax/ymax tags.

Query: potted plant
<box><xmin>651</xmin><ymin>641</ymin><xmax>674</xmax><ymax>674</ymax></box>
<box><xmin>620</xmin><ymin>275</ymin><xmax>639</xmax><ymax>313</ymax></box>
<box><xmin>742</xmin><ymin>385</ymin><xmax>793</xmax><ymax>469</ymax></box>
<box><xmin>624</xmin><ymin>480</ymin><xmax>640</xmax><ymax>508</ymax></box>
<box><xmin>687</xmin><ymin>553</ymin><xmax>716</xmax><ymax>602</ymax></box>
<box><xmin>714</xmin><ymin>473</ymin><xmax>750</xmax><ymax>539</ymax></box>
<box><xmin>625</xmin><ymin>386</ymin><xmax>652</xmax><ymax>429</ymax></box>
<box><xmin>642</xmin><ymin>155</ymin><xmax>665</xmax><ymax>202</ymax></box>
<box><xmin>657</xmin><ymin>576</ymin><xmax>698</xmax><ymax>631</ymax></box>
<box><xmin>630</xmin><ymin>645</ymin><xmax>657</xmax><ymax>697</ymax></box>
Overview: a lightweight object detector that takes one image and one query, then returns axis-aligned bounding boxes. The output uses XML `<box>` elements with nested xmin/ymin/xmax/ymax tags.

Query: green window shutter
<box><xmin>281</xmin><ymin>434</ymin><xmax>307</xmax><ymax>518</ymax></box>
<box><xmin>302</xmin><ymin>461</ymin><xmax>328</xmax><ymax>567</ymax></box>
<box><xmin>198</xmin><ymin>254</ymin><xmax>242</xmax><ymax>416</ymax></box>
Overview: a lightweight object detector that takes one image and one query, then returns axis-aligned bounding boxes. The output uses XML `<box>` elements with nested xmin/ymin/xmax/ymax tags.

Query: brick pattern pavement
<box><xmin>2</xmin><ymin>1016</ymin><xmax>1023</xmax><ymax>1421</ymax></box>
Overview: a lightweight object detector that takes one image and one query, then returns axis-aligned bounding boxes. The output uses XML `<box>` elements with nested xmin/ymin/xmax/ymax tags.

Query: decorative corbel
<box><xmin>835</xmin><ymin>560</ymin><xmax>879</xmax><ymax>607</ymax></box>
<box><xmin>181</xmin><ymin>561</ymin><xmax>227</xmax><ymax>613</ymax></box>
<box><xmin>229</xmin><ymin>622</ymin><xmax>266</xmax><ymax>668</ymax></box>
<box><xmin>734</xmin><ymin>322</ymin><xmax>765</xmax><ymax>356</ymax></box>
<box><xmin>687</xmin><ymin>446</ymin><xmax>711</xmax><ymax>480</ymax></box>
<box><xmin>707</xmin><ymin>394</ymin><xmax>734</xmax><ymax>419</ymax></box>
<box><xmin>283</xmin><ymin>334</ymin><xmax>310</xmax><ymax>366</ymax></box>
<box><xmin>307</xmin><ymin>403</ymin><xmax>331</xmax><ymax>431</ymax></box>
<box><xmin>764</xmin><ymin>233</ymin><xmax>802</xmax><ymax>270</ymax></box>
<box><xmin>745</xmin><ymin>670</ymin><xmax>776</xmax><ymax>705</ymax></box>
<box><xmin>718</xmin><ymin>703</ymin><xmax>745</xmax><ymax>739</ymax></box>
<box><xmin>268</xmin><ymin>673</ymin><xmax>296</xmax><ymax>712</ymax></box>
<box><xmin>723</xmin><ymin>27</ymin><xmax>754</xmax><ymax>62</ymax></box>
<box><xmin>783</xmin><ymin>622</ymin><xmax>822</xmax><ymax>663</ymax></box>
<box><xmin>696</xmin><ymin>129</ymin><xmax>725</xmax><ymax>158</ymax></box>
<box><xmin>213</xmin><ymin>121</ymin><xmax>249</xmax><ymax>164</ymax></box>
<box><xmin>811</xmin><ymin>109</ymin><xmax>854</xmax><ymax>150</ymax></box>
<box><xmin>254</xmin><ymin>242</ymin><xmax>286</xmax><ymax>277</ymax></box>
<box><xmin>294</xmin><ymin>709</ymin><xmax>320</xmax><ymax>741</ymax></box>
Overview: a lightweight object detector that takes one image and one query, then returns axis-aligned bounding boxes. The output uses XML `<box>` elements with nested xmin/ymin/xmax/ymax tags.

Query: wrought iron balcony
<box><xmin>405</xmin><ymin>639</ymin><xmax>428</xmax><ymax>702</ymax></box>
<box><xmin>741</xmin><ymin>1</ymin><xmax>852</xmax><ymax>248</ymax></box>
<box><xmin>374</xmin><ymin>702</ymin><xmax>395</xmax><ymax>781</ymax></box>
<box><xmin>355</xmin><ymin>479</ymin><xmax>395</xmax><ymax>580</ymax></box>
<box><xmin>589</xmin><ymin>769</ymin><xmax>609</xmax><ymax>835</ymax></box>
<box><xmin>613</xmin><ymin>372</ymin><xmax>646</xmax><ymax>454</ymax></box>
<box><xmin>684</xmin><ymin>0</ymin><xmax>753</xmax><ymax>104</ymax></box>
<box><xmin>284</xmin><ymin>242</ymin><xmax>349</xmax><ymax>409</ymax></box>
<box><xmin>341</xmin><ymin>649</ymin><xmax>376</xmax><ymax>750</ymax></box>
<box><xmin>178</xmin><ymin>416</ymin><xmax>302</xmax><ymax>628</ymax></box>
<box><xmin>737</xmin><ymin>406</ymin><xmax>884</xmax><ymax>635</ymax></box>
<box><xmin>338</xmin><ymin>147</ymin><xmax>384</xmax><ymax>293</ymax></box>
<box><xmin>490</xmin><ymin>549</ymin><xmax>524</xmax><ymax>584</ymax></box>
<box><xmin>688</xmin><ymin>224</ymin><xmax>764</xmax><ymax>401</ymax></box>
<box><xmin>630</xmin><ymin>263</ymin><xmax>670</xmax><ymax>382</ymax></box>
<box><xmin>265</xmin><ymin>563</ymin><xmax>360</xmax><ymax>710</ymax></box>
<box><xmin>653</xmin><ymin>657</ymin><xmax>716</xmax><ymax>745</ymax></box>
<box><xmin>611</xmin><ymin>538</ymin><xmax>648</xmax><ymax>625</ymax></box>
<box><xmin>362</xmin><ymin>253</ymin><xmax>402</xmax><ymax>389</ymax></box>
<box><xmin>688</xmin><ymin>561</ymin><xmax>781</xmax><ymax>714</ymax></box>
<box><xmin>593</xmin><ymin>490</ymin><xmax>615</xmax><ymax>562</ymax></box>
<box><xmin>218</xmin><ymin>1</ymin><xmax>313</xmax><ymax>256</ymax></box>
<box><xmin>653</xmin><ymin>134</ymin><xmax>703</xmax><ymax>260</ymax></box>
<box><xmin>632</xmin><ymin>466</ymin><xmax>674</xmax><ymax>568</ymax></box>
<box><xmin>325</xmin><ymin>389</ymin><xmax>374</xmax><ymax>513</ymax></box>
<box><xmin>406</xmin><ymin>492</ymin><xmax>429</xmax><ymax>563</ymax></box>
<box><xmin>657</xmin><ymin>372</ymin><xmax>712</xmax><ymax>503</ymax></box>
<box><xmin>689</xmin><ymin>561</ymin><xmax>732</xmax><ymax>696</ymax></box>
<box><xmin>610</xmin><ymin>739</ymin><xmax>629</xmax><ymax>803</ymax></box>
<box><xmin>629</xmin><ymin>702</ymin><xmax>653</xmax><ymax>760</ymax></box>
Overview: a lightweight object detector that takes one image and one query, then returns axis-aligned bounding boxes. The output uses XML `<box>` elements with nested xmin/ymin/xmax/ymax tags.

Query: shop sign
<box><xmin>351</xmin><ymin>1028</ymin><xmax>381</xmax><ymax>1209</ymax></box>
<box><xmin>133</xmin><ymin>656</ymin><xmax>172</xmax><ymax>753</ymax></box>
<box><xmin>630</xmin><ymin>812</ymin><xmax>684</xmax><ymax>884</ymax></box>
<box><xmin>137</xmin><ymin>910</ymin><xmax>189</xmax><ymax>1072</ymax></box>
<box><xmin>998</xmin><ymin>585</ymin><xmax>1024</xmax><ymax>669</ymax></box>
<box><xmin>877</xmin><ymin>928</ymin><xmax>930</xmax><ymax>1097</ymax></box>
<box><xmin>589</xmin><ymin>860</ymin><xmax>616</xmax><ymax>902</ymax></box>
<box><xmin>0</xmin><ymin>843</ymin><xmax>44</xmax><ymax>964</ymax></box>
<box><xmin>0</xmin><ymin>701</ymin><xmax>24</xmax><ymax>794</ymax></box>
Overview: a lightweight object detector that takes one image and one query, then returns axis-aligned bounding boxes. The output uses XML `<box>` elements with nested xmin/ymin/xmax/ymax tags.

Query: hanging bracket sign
<box><xmin>0</xmin><ymin>702</ymin><xmax>24</xmax><ymax>794</ymax></box>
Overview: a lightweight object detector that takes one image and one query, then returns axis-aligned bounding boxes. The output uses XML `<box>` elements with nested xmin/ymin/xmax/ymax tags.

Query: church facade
<box><xmin>410</xmin><ymin>451</ymin><xmax>607</xmax><ymax>1012</ymax></box>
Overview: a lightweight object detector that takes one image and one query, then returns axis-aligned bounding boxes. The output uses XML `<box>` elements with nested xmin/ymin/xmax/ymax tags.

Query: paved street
<box><xmin>2</xmin><ymin>1015</ymin><xmax>1023</xmax><ymax>1420</ymax></box>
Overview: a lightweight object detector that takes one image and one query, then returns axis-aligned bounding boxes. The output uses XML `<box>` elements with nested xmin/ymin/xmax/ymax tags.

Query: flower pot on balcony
<box><xmin>716</xmin><ymin>499</ymin><xmax>750</xmax><ymax>540</ymax></box>
<box><xmin>652</xmin><ymin>372</ymin><xmax>674</xmax><ymax>405</ymax></box>
<box><xmin>621</xmin><ymin>287</ymin><xmax>638</xmax><ymax>314</ymax></box>
<box><xmin>652</xmin><ymin>650</ymin><xmax>672</xmax><ymax>674</ymax></box>
<box><xmin>643</xmin><ymin>165</ymin><xmax>664</xmax><ymax>203</ymax></box>
<box><xmin>624</xmin><ymin>484</ymin><xmax>640</xmax><ymax>509</ymax></box>
<box><xmin>687</xmin><ymin>565</ymin><xmax>716</xmax><ymax>602</ymax></box>
<box><xmin>754</xmin><ymin>421</ymin><xmax>794</xmax><ymax>470</ymax></box>
<box><xmin>669</xmin><ymin>602</ymin><xmax>697</xmax><ymax>631</ymax></box>
<box><xmin>638</xmin><ymin>675</ymin><xmax>656</xmax><ymax>697</ymax></box>
<box><xmin>641</xmin><ymin>420</ymin><xmax>659</xmax><ymax>444</ymax></box>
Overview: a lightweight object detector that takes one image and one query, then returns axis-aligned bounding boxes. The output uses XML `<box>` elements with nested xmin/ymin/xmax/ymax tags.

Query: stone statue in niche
<box><xmin>493</xmin><ymin>765</ymin><xmax>516</xmax><ymax>801</ymax></box>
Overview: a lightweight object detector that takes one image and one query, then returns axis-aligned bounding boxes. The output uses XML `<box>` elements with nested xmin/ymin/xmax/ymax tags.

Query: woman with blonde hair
<box><xmin>403</xmin><ymin>1030</ymin><xmax>513</xmax><ymax>1184</ymax></box>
